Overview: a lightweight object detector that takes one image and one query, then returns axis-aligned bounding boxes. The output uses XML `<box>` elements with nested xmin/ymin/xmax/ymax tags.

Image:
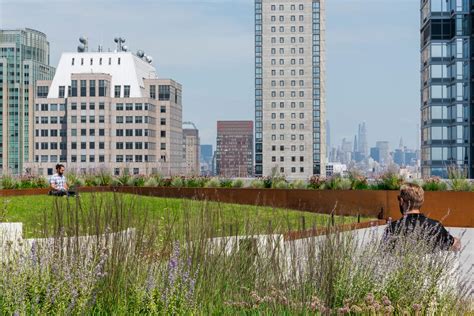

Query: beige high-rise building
<box><xmin>26</xmin><ymin>44</ymin><xmax>184</xmax><ymax>176</ymax></box>
<box><xmin>183</xmin><ymin>128</ymin><xmax>200</xmax><ymax>176</ymax></box>
<box><xmin>255</xmin><ymin>0</ymin><xmax>326</xmax><ymax>179</ymax></box>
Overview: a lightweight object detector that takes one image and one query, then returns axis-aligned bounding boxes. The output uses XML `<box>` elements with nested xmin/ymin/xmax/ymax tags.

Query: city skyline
<box><xmin>1</xmin><ymin>0</ymin><xmax>420</xmax><ymax>150</ymax></box>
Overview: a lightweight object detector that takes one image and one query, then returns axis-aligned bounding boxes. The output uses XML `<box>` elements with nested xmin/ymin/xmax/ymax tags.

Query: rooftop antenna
<box><xmin>77</xmin><ymin>36</ymin><xmax>88</xmax><ymax>53</ymax></box>
<box><xmin>114</xmin><ymin>37</ymin><xmax>126</xmax><ymax>52</ymax></box>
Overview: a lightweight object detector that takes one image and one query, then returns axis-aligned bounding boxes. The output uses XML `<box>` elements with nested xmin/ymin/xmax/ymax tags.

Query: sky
<box><xmin>0</xmin><ymin>0</ymin><xmax>420</xmax><ymax>151</ymax></box>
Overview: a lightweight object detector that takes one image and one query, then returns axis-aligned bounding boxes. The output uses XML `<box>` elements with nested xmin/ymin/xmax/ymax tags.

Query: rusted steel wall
<box><xmin>0</xmin><ymin>187</ymin><xmax>472</xmax><ymax>227</ymax></box>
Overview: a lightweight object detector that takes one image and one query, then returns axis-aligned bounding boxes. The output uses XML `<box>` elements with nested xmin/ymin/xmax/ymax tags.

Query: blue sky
<box><xmin>1</xmin><ymin>0</ymin><xmax>420</xmax><ymax>151</ymax></box>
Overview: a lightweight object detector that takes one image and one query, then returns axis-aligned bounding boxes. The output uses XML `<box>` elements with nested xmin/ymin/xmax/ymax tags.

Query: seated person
<box><xmin>383</xmin><ymin>183</ymin><xmax>460</xmax><ymax>252</ymax></box>
<box><xmin>49</xmin><ymin>164</ymin><xmax>75</xmax><ymax>196</ymax></box>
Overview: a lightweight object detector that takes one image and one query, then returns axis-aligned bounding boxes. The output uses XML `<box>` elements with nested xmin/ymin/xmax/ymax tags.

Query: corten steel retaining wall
<box><xmin>0</xmin><ymin>187</ymin><xmax>472</xmax><ymax>228</ymax></box>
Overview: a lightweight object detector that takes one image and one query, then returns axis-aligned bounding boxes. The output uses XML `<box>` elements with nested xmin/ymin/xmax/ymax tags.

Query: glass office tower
<box><xmin>420</xmin><ymin>0</ymin><xmax>473</xmax><ymax>178</ymax></box>
<box><xmin>0</xmin><ymin>28</ymin><xmax>55</xmax><ymax>174</ymax></box>
<box><xmin>255</xmin><ymin>0</ymin><xmax>326</xmax><ymax>179</ymax></box>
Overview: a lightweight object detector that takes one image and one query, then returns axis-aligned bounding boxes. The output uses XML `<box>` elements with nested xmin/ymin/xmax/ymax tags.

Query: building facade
<box><xmin>420</xmin><ymin>0</ymin><xmax>474</xmax><ymax>178</ymax></box>
<box><xmin>0</xmin><ymin>28</ymin><xmax>55</xmax><ymax>174</ymax></box>
<box><xmin>183</xmin><ymin>128</ymin><xmax>200</xmax><ymax>176</ymax></box>
<box><xmin>26</xmin><ymin>49</ymin><xmax>184</xmax><ymax>176</ymax></box>
<box><xmin>255</xmin><ymin>0</ymin><xmax>326</xmax><ymax>180</ymax></box>
<box><xmin>216</xmin><ymin>121</ymin><xmax>254</xmax><ymax>178</ymax></box>
<box><xmin>200</xmin><ymin>144</ymin><xmax>213</xmax><ymax>176</ymax></box>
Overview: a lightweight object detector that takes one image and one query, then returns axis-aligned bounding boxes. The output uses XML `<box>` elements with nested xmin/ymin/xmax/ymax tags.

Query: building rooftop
<box><xmin>47</xmin><ymin>51</ymin><xmax>158</xmax><ymax>98</ymax></box>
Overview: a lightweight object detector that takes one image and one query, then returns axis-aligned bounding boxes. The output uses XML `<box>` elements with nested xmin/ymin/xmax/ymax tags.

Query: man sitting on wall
<box><xmin>383</xmin><ymin>183</ymin><xmax>461</xmax><ymax>252</ymax></box>
<box><xmin>49</xmin><ymin>164</ymin><xmax>75</xmax><ymax>197</ymax></box>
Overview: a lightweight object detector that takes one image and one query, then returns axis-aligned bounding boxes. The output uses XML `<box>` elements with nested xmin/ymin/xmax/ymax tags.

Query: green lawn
<box><xmin>0</xmin><ymin>193</ymin><xmax>368</xmax><ymax>238</ymax></box>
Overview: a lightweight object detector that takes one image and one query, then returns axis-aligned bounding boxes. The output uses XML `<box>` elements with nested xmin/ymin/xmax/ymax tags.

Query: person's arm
<box><xmin>450</xmin><ymin>237</ymin><xmax>461</xmax><ymax>252</ymax></box>
<box><xmin>50</xmin><ymin>177</ymin><xmax>58</xmax><ymax>190</ymax></box>
<box><xmin>437</xmin><ymin>224</ymin><xmax>460</xmax><ymax>252</ymax></box>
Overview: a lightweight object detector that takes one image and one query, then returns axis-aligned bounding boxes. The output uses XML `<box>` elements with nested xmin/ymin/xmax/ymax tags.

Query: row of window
<box><xmin>271</xmin><ymin>47</ymin><xmax>305</xmax><ymax>55</ymax></box>
<box><xmin>36</xmin><ymin>155</ymin><xmax>106</xmax><ymax>163</ymax></box>
<box><xmin>271</xmin><ymin>58</ymin><xmax>306</xmax><ymax>65</ymax></box>
<box><xmin>35</xmin><ymin>129</ymin><xmax>105</xmax><ymax>137</ymax></box>
<box><xmin>271</xmin><ymin>145</ymin><xmax>306</xmax><ymax>151</ymax></box>
<box><xmin>272</xmin><ymin>156</ymin><xmax>305</xmax><ymax>162</ymax></box>
<box><xmin>70</xmin><ymin>80</ymin><xmax>107</xmax><ymax>97</ymax></box>
<box><xmin>271</xmin><ymin>112</ymin><xmax>306</xmax><ymax>119</ymax></box>
<box><xmin>270</xmin><ymin>91</ymin><xmax>307</xmax><ymax>98</ymax></box>
<box><xmin>270</xmin><ymin>101</ymin><xmax>306</xmax><ymax>108</ymax></box>
<box><xmin>71</xmin><ymin>57</ymin><xmax>122</xmax><ymax>66</ymax></box>
<box><xmin>271</xmin><ymin>80</ymin><xmax>305</xmax><ymax>87</ymax></box>
<box><xmin>115</xmin><ymin>142</ymin><xmax>155</xmax><ymax>150</ymax></box>
<box><xmin>36</xmin><ymin>102</ymin><xmax>105</xmax><ymax>111</ymax></box>
<box><xmin>115</xmin><ymin>116</ymin><xmax>155</xmax><ymax>124</ymax></box>
<box><xmin>270</xmin><ymin>15</ymin><xmax>305</xmax><ymax>22</ymax></box>
<box><xmin>271</xmin><ymin>133</ymin><xmax>306</xmax><ymax>140</ymax></box>
<box><xmin>271</xmin><ymin>69</ymin><xmax>306</xmax><ymax>76</ymax></box>
<box><xmin>36</xmin><ymin>142</ymin><xmax>105</xmax><ymax>150</ymax></box>
<box><xmin>271</xmin><ymin>37</ymin><xmax>306</xmax><ymax>44</ymax></box>
<box><xmin>116</xmin><ymin>129</ymin><xmax>155</xmax><ymax>137</ymax></box>
<box><xmin>271</xmin><ymin>26</ymin><xmax>306</xmax><ymax>33</ymax></box>
<box><xmin>270</xmin><ymin>4</ymin><xmax>305</xmax><ymax>11</ymax></box>
<box><xmin>115</xmin><ymin>155</ymin><xmax>155</xmax><ymax>163</ymax></box>
<box><xmin>115</xmin><ymin>103</ymin><xmax>162</xmax><ymax>112</ymax></box>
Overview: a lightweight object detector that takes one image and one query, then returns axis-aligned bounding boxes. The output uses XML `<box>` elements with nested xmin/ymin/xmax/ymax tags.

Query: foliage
<box><xmin>249</xmin><ymin>179</ymin><xmax>265</xmax><ymax>189</ymax></box>
<box><xmin>348</xmin><ymin>170</ymin><xmax>369</xmax><ymax>190</ymax></box>
<box><xmin>375</xmin><ymin>172</ymin><xmax>405</xmax><ymax>190</ymax></box>
<box><xmin>231</xmin><ymin>179</ymin><xmax>244</xmax><ymax>188</ymax></box>
<box><xmin>308</xmin><ymin>175</ymin><xmax>325</xmax><ymax>190</ymax></box>
<box><xmin>1</xmin><ymin>174</ymin><xmax>18</xmax><ymax>189</ymax></box>
<box><xmin>290</xmin><ymin>179</ymin><xmax>307</xmax><ymax>189</ymax></box>
<box><xmin>185</xmin><ymin>177</ymin><xmax>207</xmax><ymax>188</ymax></box>
<box><xmin>422</xmin><ymin>177</ymin><xmax>448</xmax><ymax>191</ymax></box>
<box><xmin>170</xmin><ymin>176</ymin><xmax>185</xmax><ymax>188</ymax></box>
<box><xmin>204</xmin><ymin>177</ymin><xmax>221</xmax><ymax>188</ymax></box>
<box><xmin>1</xmin><ymin>194</ymin><xmax>469</xmax><ymax>314</ymax></box>
<box><xmin>96</xmin><ymin>170</ymin><xmax>113</xmax><ymax>186</ymax></box>
<box><xmin>219</xmin><ymin>178</ymin><xmax>233</xmax><ymax>188</ymax></box>
<box><xmin>324</xmin><ymin>175</ymin><xmax>351</xmax><ymax>190</ymax></box>
<box><xmin>447</xmin><ymin>165</ymin><xmax>472</xmax><ymax>192</ymax></box>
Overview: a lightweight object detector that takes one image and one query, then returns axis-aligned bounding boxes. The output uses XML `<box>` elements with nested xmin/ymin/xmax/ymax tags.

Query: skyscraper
<box><xmin>255</xmin><ymin>0</ymin><xmax>326</xmax><ymax>179</ymax></box>
<box><xmin>216</xmin><ymin>121</ymin><xmax>253</xmax><ymax>178</ymax></box>
<box><xmin>325</xmin><ymin>119</ymin><xmax>330</xmax><ymax>159</ymax></box>
<box><xmin>183</xmin><ymin>128</ymin><xmax>200</xmax><ymax>176</ymax></box>
<box><xmin>357</xmin><ymin>122</ymin><xmax>368</xmax><ymax>158</ymax></box>
<box><xmin>0</xmin><ymin>28</ymin><xmax>55</xmax><ymax>174</ymax></box>
<box><xmin>421</xmin><ymin>0</ymin><xmax>473</xmax><ymax>178</ymax></box>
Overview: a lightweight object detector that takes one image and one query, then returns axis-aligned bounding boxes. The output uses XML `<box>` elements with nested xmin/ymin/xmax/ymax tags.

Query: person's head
<box><xmin>398</xmin><ymin>183</ymin><xmax>424</xmax><ymax>215</ymax></box>
<box><xmin>56</xmin><ymin>164</ymin><xmax>65</xmax><ymax>176</ymax></box>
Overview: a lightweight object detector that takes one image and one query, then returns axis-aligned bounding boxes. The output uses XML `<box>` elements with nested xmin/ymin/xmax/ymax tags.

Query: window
<box><xmin>71</xmin><ymin>116</ymin><xmax>77</xmax><ymax>123</ymax></box>
<box><xmin>89</xmin><ymin>102</ymin><xmax>95</xmax><ymax>110</ymax></box>
<box><xmin>114</xmin><ymin>85</ymin><xmax>121</xmax><ymax>98</ymax></box>
<box><xmin>81</xmin><ymin>102</ymin><xmax>87</xmax><ymax>110</ymax></box>
<box><xmin>116</xmin><ymin>155</ymin><xmax>124</xmax><ymax>163</ymax></box>
<box><xmin>299</xmin><ymin>4</ymin><xmax>304</xmax><ymax>10</ymax></box>
<box><xmin>160</xmin><ymin>106</ymin><xmax>166</xmax><ymax>113</ymax></box>
<box><xmin>126</xmin><ymin>116</ymin><xmax>133</xmax><ymax>123</ymax></box>
<box><xmin>118</xmin><ymin>57</ymin><xmax>121</xmax><ymax>65</ymax></box>
<box><xmin>135</xmin><ymin>129</ymin><xmax>143</xmax><ymax>136</ymax></box>
<box><xmin>160</xmin><ymin>131</ymin><xmax>166</xmax><ymax>137</ymax></box>
<box><xmin>58</xmin><ymin>86</ymin><xmax>65</xmax><ymax>98</ymax></box>
<box><xmin>116</xmin><ymin>129</ymin><xmax>124</xmax><ymax>137</ymax></box>
<box><xmin>126</xmin><ymin>129</ymin><xmax>133</xmax><ymax>137</ymax></box>
<box><xmin>80</xmin><ymin>80</ymin><xmax>87</xmax><ymax>97</ymax></box>
<box><xmin>116</xmin><ymin>142</ymin><xmax>124</xmax><ymax>150</ymax></box>
<box><xmin>159</xmin><ymin>85</ymin><xmax>170</xmax><ymax>100</ymax></box>
<box><xmin>126</xmin><ymin>103</ymin><xmax>133</xmax><ymax>111</ymax></box>
<box><xmin>136</xmin><ymin>103</ymin><xmax>143</xmax><ymax>111</ymax></box>
<box><xmin>89</xmin><ymin>80</ymin><xmax>96</xmax><ymax>97</ymax></box>
<box><xmin>71</xmin><ymin>142</ymin><xmax>77</xmax><ymax>149</ymax></box>
<box><xmin>161</xmin><ymin>143</ymin><xmax>166</xmax><ymax>150</ymax></box>
<box><xmin>124</xmin><ymin>85</ymin><xmax>130</xmax><ymax>98</ymax></box>
<box><xmin>81</xmin><ymin>129</ymin><xmax>87</xmax><ymax>136</ymax></box>
<box><xmin>98</xmin><ymin>80</ymin><xmax>106</xmax><ymax>96</ymax></box>
<box><xmin>160</xmin><ymin>118</ymin><xmax>166</xmax><ymax>125</ymax></box>
<box><xmin>81</xmin><ymin>116</ymin><xmax>86</xmax><ymax>123</ymax></box>
<box><xmin>71</xmin><ymin>80</ymin><xmax>77</xmax><ymax>97</ymax></box>
<box><xmin>116</xmin><ymin>116</ymin><xmax>124</xmax><ymax>124</ymax></box>
<box><xmin>116</xmin><ymin>103</ymin><xmax>123</xmax><ymax>111</ymax></box>
<box><xmin>99</xmin><ymin>142</ymin><xmax>105</xmax><ymax>149</ymax></box>
<box><xmin>71</xmin><ymin>129</ymin><xmax>77</xmax><ymax>136</ymax></box>
<box><xmin>135</xmin><ymin>116</ymin><xmax>143</xmax><ymax>124</ymax></box>
<box><xmin>99</xmin><ymin>129</ymin><xmax>105</xmax><ymax>136</ymax></box>
<box><xmin>99</xmin><ymin>116</ymin><xmax>105</xmax><ymax>123</ymax></box>
<box><xmin>126</xmin><ymin>142</ymin><xmax>133</xmax><ymax>149</ymax></box>
<box><xmin>150</xmin><ymin>85</ymin><xmax>156</xmax><ymax>99</ymax></box>
<box><xmin>89</xmin><ymin>116</ymin><xmax>95</xmax><ymax>124</ymax></box>
<box><xmin>81</xmin><ymin>142</ymin><xmax>87</xmax><ymax>149</ymax></box>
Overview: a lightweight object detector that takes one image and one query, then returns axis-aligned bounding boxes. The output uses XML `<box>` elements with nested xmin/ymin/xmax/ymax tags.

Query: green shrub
<box><xmin>422</xmin><ymin>177</ymin><xmax>448</xmax><ymax>191</ymax></box>
<box><xmin>186</xmin><ymin>177</ymin><xmax>207</xmax><ymax>188</ymax></box>
<box><xmin>448</xmin><ymin>166</ymin><xmax>472</xmax><ymax>192</ymax></box>
<box><xmin>249</xmin><ymin>179</ymin><xmax>265</xmax><ymax>189</ymax></box>
<box><xmin>96</xmin><ymin>170</ymin><xmax>113</xmax><ymax>186</ymax></box>
<box><xmin>144</xmin><ymin>177</ymin><xmax>159</xmax><ymax>187</ymax></box>
<box><xmin>375</xmin><ymin>172</ymin><xmax>404</xmax><ymax>190</ymax></box>
<box><xmin>308</xmin><ymin>175</ymin><xmax>325</xmax><ymax>190</ymax></box>
<box><xmin>348</xmin><ymin>171</ymin><xmax>369</xmax><ymax>190</ymax></box>
<box><xmin>83</xmin><ymin>173</ymin><xmax>99</xmax><ymax>187</ymax></box>
<box><xmin>273</xmin><ymin>180</ymin><xmax>289</xmax><ymax>189</ymax></box>
<box><xmin>232</xmin><ymin>179</ymin><xmax>244</xmax><ymax>188</ymax></box>
<box><xmin>205</xmin><ymin>177</ymin><xmax>221</xmax><ymax>188</ymax></box>
<box><xmin>290</xmin><ymin>179</ymin><xmax>308</xmax><ymax>189</ymax></box>
<box><xmin>129</xmin><ymin>175</ymin><xmax>146</xmax><ymax>187</ymax></box>
<box><xmin>170</xmin><ymin>176</ymin><xmax>185</xmax><ymax>188</ymax></box>
<box><xmin>220</xmin><ymin>179</ymin><xmax>233</xmax><ymax>188</ymax></box>
<box><xmin>263</xmin><ymin>177</ymin><xmax>273</xmax><ymax>189</ymax></box>
<box><xmin>115</xmin><ymin>171</ymin><xmax>132</xmax><ymax>187</ymax></box>
<box><xmin>1</xmin><ymin>174</ymin><xmax>18</xmax><ymax>189</ymax></box>
<box><xmin>18</xmin><ymin>176</ymin><xmax>34</xmax><ymax>189</ymax></box>
<box><xmin>66</xmin><ymin>172</ymin><xmax>84</xmax><ymax>187</ymax></box>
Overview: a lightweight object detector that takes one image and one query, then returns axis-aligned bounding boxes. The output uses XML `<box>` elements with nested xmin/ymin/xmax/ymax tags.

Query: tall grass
<box><xmin>0</xmin><ymin>194</ymin><xmax>472</xmax><ymax>314</ymax></box>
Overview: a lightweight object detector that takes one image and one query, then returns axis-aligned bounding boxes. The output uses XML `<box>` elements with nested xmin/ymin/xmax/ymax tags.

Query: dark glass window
<box><xmin>80</xmin><ymin>80</ymin><xmax>87</xmax><ymax>97</ymax></box>
<box><xmin>71</xmin><ymin>80</ymin><xmax>78</xmax><ymax>97</ymax></box>
<box><xmin>124</xmin><ymin>85</ymin><xmax>130</xmax><ymax>98</ymax></box>
<box><xmin>150</xmin><ymin>85</ymin><xmax>156</xmax><ymax>99</ymax></box>
<box><xmin>158</xmin><ymin>85</ymin><xmax>170</xmax><ymax>100</ymax></box>
<box><xmin>98</xmin><ymin>80</ymin><xmax>106</xmax><ymax>96</ymax></box>
<box><xmin>58</xmin><ymin>86</ymin><xmax>65</xmax><ymax>98</ymax></box>
<box><xmin>114</xmin><ymin>85</ymin><xmax>121</xmax><ymax>98</ymax></box>
<box><xmin>89</xmin><ymin>80</ymin><xmax>96</xmax><ymax>97</ymax></box>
